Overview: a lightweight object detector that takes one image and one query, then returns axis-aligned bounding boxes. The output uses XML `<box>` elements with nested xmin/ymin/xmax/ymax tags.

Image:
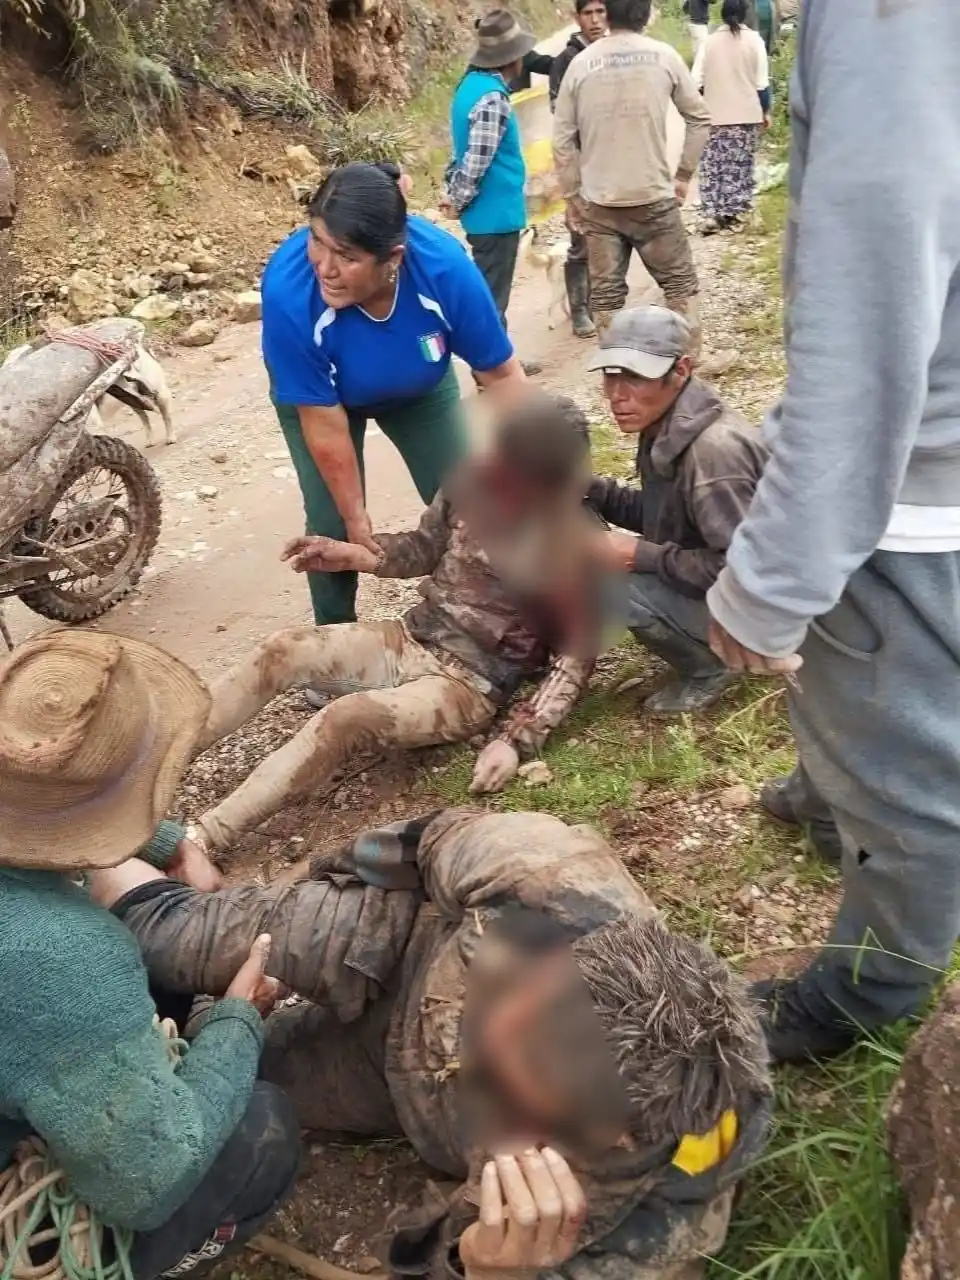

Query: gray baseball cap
<box><xmin>587</xmin><ymin>306</ymin><xmax>692</xmax><ymax>379</ymax></box>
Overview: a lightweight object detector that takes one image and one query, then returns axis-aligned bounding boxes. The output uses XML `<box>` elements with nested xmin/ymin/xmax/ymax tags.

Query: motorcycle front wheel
<box><xmin>17</xmin><ymin>433</ymin><xmax>162</xmax><ymax>623</ymax></box>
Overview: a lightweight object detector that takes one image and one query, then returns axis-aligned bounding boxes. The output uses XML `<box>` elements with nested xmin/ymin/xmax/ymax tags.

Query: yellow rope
<box><xmin>0</xmin><ymin>1019</ymin><xmax>183</xmax><ymax>1280</ymax></box>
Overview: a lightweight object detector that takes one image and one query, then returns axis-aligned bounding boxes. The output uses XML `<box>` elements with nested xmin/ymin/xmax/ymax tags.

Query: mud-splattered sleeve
<box><xmin>497</xmin><ymin>655</ymin><xmax>593</xmax><ymax>759</ymax></box>
<box><xmin>374</xmin><ymin>492</ymin><xmax>452</xmax><ymax>579</ymax></box>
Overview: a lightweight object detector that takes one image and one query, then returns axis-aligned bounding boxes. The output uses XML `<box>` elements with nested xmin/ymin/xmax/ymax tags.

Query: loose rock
<box><xmin>231</xmin><ymin>290</ymin><xmax>262</xmax><ymax>324</ymax></box>
<box><xmin>131</xmin><ymin>294</ymin><xmax>180</xmax><ymax>322</ymax></box>
<box><xmin>718</xmin><ymin>783</ymin><xmax>753</xmax><ymax>812</ymax></box>
<box><xmin>178</xmin><ymin>318</ymin><xmax>220</xmax><ymax>347</ymax></box>
<box><xmin>888</xmin><ymin>980</ymin><xmax>960</xmax><ymax>1280</ymax></box>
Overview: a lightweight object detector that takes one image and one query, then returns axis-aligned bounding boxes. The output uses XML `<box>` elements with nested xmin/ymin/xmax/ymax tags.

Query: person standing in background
<box><xmin>553</xmin><ymin>0</ymin><xmax>711</xmax><ymax>351</ymax></box>
<box><xmin>548</xmin><ymin>0</ymin><xmax>608</xmax><ymax>339</ymax></box>
<box><xmin>508</xmin><ymin>47</ymin><xmax>555</xmax><ymax>93</ymax></box>
<box><xmin>445</xmin><ymin>10</ymin><xmax>542</xmax><ymax>375</ymax></box>
<box><xmin>261</xmin><ymin>161</ymin><xmax>524</xmax><ymax>634</ymax></box>
<box><xmin>693</xmin><ymin>0</ymin><xmax>770</xmax><ymax>233</ymax></box>
<box><xmin>707</xmin><ymin>0</ymin><xmax>960</xmax><ymax>1063</ymax></box>
<box><xmin>684</xmin><ymin>0</ymin><xmax>710</xmax><ymax>57</ymax></box>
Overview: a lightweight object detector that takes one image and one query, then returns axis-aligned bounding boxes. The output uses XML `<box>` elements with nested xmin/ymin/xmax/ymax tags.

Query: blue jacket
<box><xmin>450</xmin><ymin>70</ymin><xmax>526</xmax><ymax>235</ymax></box>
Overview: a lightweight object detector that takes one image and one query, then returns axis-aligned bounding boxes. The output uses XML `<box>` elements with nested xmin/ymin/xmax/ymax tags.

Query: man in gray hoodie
<box><xmin>707</xmin><ymin>0</ymin><xmax>960</xmax><ymax>1062</ymax></box>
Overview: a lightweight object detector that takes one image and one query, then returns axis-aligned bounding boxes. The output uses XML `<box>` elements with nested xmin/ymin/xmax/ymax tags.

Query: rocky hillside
<box><xmin>0</xmin><ymin>0</ymin><xmax>558</xmax><ymax>349</ymax></box>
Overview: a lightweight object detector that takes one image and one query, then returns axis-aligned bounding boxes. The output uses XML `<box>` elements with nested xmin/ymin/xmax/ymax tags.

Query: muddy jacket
<box><xmin>373</xmin><ymin>490</ymin><xmax>601</xmax><ymax>756</ymax></box>
<box><xmin>126</xmin><ymin>809</ymin><xmax>771</xmax><ymax>1280</ymax></box>
<box><xmin>587</xmin><ymin>377</ymin><xmax>768</xmax><ymax>599</ymax></box>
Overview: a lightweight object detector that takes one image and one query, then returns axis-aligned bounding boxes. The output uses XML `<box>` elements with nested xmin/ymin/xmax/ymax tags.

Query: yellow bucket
<box><xmin>511</xmin><ymin>83</ymin><xmax>565</xmax><ymax>225</ymax></box>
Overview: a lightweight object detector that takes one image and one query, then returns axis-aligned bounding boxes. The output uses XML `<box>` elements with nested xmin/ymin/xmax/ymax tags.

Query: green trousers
<box><xmin>274</xmin><ymin>366</ymin><xmax>469</xmax><ymax>624</ymax></box>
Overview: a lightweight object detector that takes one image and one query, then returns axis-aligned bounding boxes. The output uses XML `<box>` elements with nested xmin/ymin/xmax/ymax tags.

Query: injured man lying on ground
<box><xmin>95</xmin><ymin>806</ymin><xmax>773</xmax><ymax>1280</ymax></box>
<box><xmin>186</xmin><ymin>391</ymin><xmax>623</xmax><ymax>854</ymax></box>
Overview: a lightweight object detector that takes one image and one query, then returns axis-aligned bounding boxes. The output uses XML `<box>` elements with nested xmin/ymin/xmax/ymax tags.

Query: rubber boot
<box><xmin>631</xmin><ymin>618</ymin><xmax>736</xmax><ymax>715</ymax></box>
<box><xmin>759</xmin><ymin>771</ymin><xmax>844</xmax><ymax>864</ymax></box>
<box><xmin>564</xmin><ymin>259</ymin><xmax>596</xmax><ymax>339</ymax></box>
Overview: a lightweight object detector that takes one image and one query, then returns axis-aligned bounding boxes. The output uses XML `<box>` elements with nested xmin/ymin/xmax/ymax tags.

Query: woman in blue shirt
<box><xmin>262</xmin><ymin>161</ymin><xmax>524</xmax><ymax>626</ymax></box>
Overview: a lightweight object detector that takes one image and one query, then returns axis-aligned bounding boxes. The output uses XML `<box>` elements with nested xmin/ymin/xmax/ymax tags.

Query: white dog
<box><xmin>3</xmin><ymin>336</ymin><xmax>177</xmax><ymax>446</ymax></box>
<box><xmin>520</xmin><ymin>226</ymin><xmax>570</xmax><ymax>330</ymax></box>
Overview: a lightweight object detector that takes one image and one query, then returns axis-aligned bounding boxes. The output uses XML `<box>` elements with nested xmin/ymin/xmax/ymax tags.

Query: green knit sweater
<box><xmin>0</xmin><ymin>822</ymin><xmax>264</xmax><ymax>1233</ymax></box>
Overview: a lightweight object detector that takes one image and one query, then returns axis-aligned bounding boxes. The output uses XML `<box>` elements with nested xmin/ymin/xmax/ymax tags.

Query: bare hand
<box><xmin>167</xmin><ymin>836</ymin><xmax>223</xmax><ymax>893</ymax></box>
<box><xmin>595</xmin><ymin>529</ymin><xmax>639</xmax><ymax>573</ymax></box>
<box><xmin>459</xmin><ymin>1149</ymin><xmax>587</xmax><ymax>1276</ymax></box>
<box><xmin>345</xmin><ymin>510</ymin><xmax>381</xmax><ymax>555</ymax></box>
<box><xmin>470</xmin><ymin>740</ymin><xmax>521</xmax><ymax>794</ymax></box>
<box><xmin>708</xmin><ymin>618</ymin><xmax>804</xmax><ymax>677</ymax></box>
<box><xmin>226</xmin><ymin>934</ymin><xmax>283</xmax><ymax>1018</ymax></box>
<box><xmin>565</xmin><ymin>196</ymin><xmax>584</xmax><ymax>234</ymax></box>
<box><xmin>762</xmin><ymin>113</ymin><xmax>772</xmax><ymax>131</ymax></box>
<box><xmin>399</xmin><ymin>172</ymin><xmax>414</xmax><ymax>199</ymax></box>
<box><xmin>674</xmin><ymin>177</ymin><xmax>690</xmax><ymax>204</ymax></box>
<box><xmin>282</xmin><ymin>535</ymin><xmax>378</xmax><ymax>575</ymax></box>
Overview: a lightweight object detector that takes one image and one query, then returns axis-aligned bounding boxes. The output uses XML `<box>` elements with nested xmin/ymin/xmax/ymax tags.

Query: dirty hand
<box><xmin>282</xmin><ymin>535</ymin><xmax>379</xmax><ymax>575</ymax></box>
<box><xmin>459</xmin><ymin>1149</ymin><xmax>588</xmax><ymax>1277</ymax></box>
<box><xmin>438</xmin><ymin>194</ymin><xmax>454</xmax><ymax>218</ymax></box>
<box><xmin>674</xmin><ymin>177</ymin><xmax>690</xmax><ymax>204</ymax></box>
<box><xmin>470</xmin><ymin>740</ymin><xmax>521</xmax><ymax>794</ymax></box>
<box><xmin>226</xmin><ymin>934</ymin><xmax>283</xmax><ymax>1018</ymax></box>
<box><xmin>708</xmin><ymin>619</ymin><xmax>803</xmax><ymax>677</ymax></box>
<box><xmin>595</xmin><ymin>529</ymin><xmax>639</xmax><ymax>572</ymax></box>
<box><xmin>564</xmin><ymin>196</ymin><xmax>584</xmax><ymax>234</ymax></box>
<box><xmin>762</xmin><ymin>113</ymin><xmax>772</xmax><ymax>131</ymax></box>
<box><xmin>167</xmin><ymin>836</ymin><xmax>223</xmax><ymax>893</ymax></box>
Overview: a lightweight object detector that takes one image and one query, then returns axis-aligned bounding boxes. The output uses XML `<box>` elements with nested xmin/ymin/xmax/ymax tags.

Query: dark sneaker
<box><xmin>750</xmin><ymin>978</ymin><xmax>859</xmax><ymax>1065</ymax></box>
<box><xmin>521</xmin><ymin>359</ymin><xmax>544</xmax><ymax>377</ymax></box>
<box><xmin>759</xmin><ymin>776</ymin><xmax>844</xmax><ymax>865</ymax></box>
<box><xmin>644</xmin><ymin>670</ymin><xmax>736</xmax><ymax>715</ymax></box>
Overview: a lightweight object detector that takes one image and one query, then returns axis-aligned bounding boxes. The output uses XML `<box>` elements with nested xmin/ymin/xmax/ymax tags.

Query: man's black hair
<box><xmin>604</xmin><ymin>0</ymin><xmax>652</xmax><ymax>31</ymax></box>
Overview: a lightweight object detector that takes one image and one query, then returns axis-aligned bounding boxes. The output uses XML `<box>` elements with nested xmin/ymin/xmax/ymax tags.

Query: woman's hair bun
<box><xmin>375</xmin><ymin>160</ymin><xmax>403</xmax><ymax>184</ymax></box>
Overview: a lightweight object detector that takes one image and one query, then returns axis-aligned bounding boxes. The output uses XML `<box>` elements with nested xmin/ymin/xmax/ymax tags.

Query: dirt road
<box><xmin>4</xmin><ymin>41</ymin><xmax>685</xmax><ymax>678</ymax></box>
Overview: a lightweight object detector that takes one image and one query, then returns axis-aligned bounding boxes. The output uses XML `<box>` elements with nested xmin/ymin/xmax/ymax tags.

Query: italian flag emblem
<box><xmin>419</xmin><ymin>332</ymin><xmax>446</xmax><ymax>363</ymax></box>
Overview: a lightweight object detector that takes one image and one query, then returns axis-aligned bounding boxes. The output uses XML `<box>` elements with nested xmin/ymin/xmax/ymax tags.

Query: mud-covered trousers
<box><xmin>782</xmin><ymin>550</ymin><xmax>960</xmax><ymax>1030</ymax></box>
<box><xmin>195</xmin><ymin>619</ymin><xmax>495</xmax><ymax>851</ymax></box>
<box><xmin>112</xmin><ymin>874</ymin><xmax>414</xmax><ymax>1141</ymax></box>
<box><xmin>580</xmin><ymin>198</ymin><xmax>701</xmax><ymax>351</ymax></box>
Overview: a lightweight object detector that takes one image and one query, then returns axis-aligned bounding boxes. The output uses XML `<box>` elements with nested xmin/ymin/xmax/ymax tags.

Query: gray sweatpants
<box><xmin>789</xmin><ymin>549</ymin><xmax>960</xmax><ymax>1027</ymax></box>
<box><xmin>628</xmin><ymin>573</ymin><xmax>727</xmax><ymax>676</ymax></box>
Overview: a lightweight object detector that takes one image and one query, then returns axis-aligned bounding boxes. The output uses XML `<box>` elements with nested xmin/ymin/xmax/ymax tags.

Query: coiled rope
<box><xmin>0</xmin><ymin>1019</ymin><xmax>184</xmax><ymax>1280</ymax></box>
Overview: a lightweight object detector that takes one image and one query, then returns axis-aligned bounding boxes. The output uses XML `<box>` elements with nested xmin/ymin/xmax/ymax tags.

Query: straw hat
<box><xmin>0</xmin><ymin>629</ymin><xmax>211</xmax><ymax>871</ymax></box>
<box><xmin>469</xmin><ymin>9</ymin><xmax>536</xmax><ymax>69</ymax></box>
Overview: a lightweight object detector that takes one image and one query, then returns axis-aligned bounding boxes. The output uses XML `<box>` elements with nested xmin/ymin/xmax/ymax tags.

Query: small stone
<box><xmin>519</xmin><ymin>760</ymin><xmax>553</xmax><ymax>787</ymax></box>
<box><xmin>356</xmin><ymin>1257</ymin><xmax>382</xmax><ymax>1275</ymax></box>
<box><xmin>131</xmin><ymin>294</ymin><xmax>180</xmax><ymax>322</ymax></box>
<box><xmin>187</xmin><ymin>250</ymin><xmax>219</xmax><ymax>274</ymax></box>
<box><xmin>209</xmin><ymin>451</ymin><xmax>229</xmax><ymax>464</ymax></box>
<box><xmin>230</xmin><ymin>290</ymin><xmax>262</xmax><ymax>323</ymax></box>
<box><xmin>615</xmin><ymin>677</ymin><xmax>645</xmax><ymax>695</ymax></box>
<box><xmin>215</xmin><ymin>623</ymin><xmax>227</xmax><ymax>632</ymax></box>
<box><xmin>631</xmin><ymin>780</ymin><xmax>650</xmax><ymax>802</ymax></box>
<box><xmin>197</xmin><ymin>485</ymin><xmax>219</xmax><ymax>499</ymax></box>
<box><xmin>177</xmin><ymin>318</ymin><xmax>220</xmax><ymax>347</ymax></box>
<box><xmin>272</xmin><ymin>466</ymin><xmax>295</xmax><ymax>480</ymax></box>
<box><xmin>718</xmin><ymin>783</ymin><xmax>753</xmax><ymax>812</ymax></box>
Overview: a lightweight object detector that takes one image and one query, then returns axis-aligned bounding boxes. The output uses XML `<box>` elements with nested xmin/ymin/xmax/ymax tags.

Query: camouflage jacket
<box><xmin>374</xmin><ymin>492</ymin><xmax>599</xmax><ymax>758</ymax></box>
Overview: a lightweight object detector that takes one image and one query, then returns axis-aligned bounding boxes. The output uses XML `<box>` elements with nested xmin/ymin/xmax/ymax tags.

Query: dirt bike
<box><xmin>0</xmin><ymin>319</ymin><xmax>162</xmax><ymax>649</ymax></box>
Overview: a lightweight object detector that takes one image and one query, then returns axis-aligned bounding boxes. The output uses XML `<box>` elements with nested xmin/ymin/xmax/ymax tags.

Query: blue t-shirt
<box><xmin>261</xmin><ymin>215</ymin><xmax>514</xmax><ymax>410</ymax></box>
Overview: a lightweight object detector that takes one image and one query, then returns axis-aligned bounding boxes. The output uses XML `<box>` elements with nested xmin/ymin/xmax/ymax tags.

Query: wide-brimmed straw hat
<box><xmin>470</xmin><ymin>9</ymin><xmax>536</xmax><ymax>70</ymax></box>
<box><xmin>0</xmin><ymin>629</ymin><xmax>211</xmax><ymax>871</ymax></box>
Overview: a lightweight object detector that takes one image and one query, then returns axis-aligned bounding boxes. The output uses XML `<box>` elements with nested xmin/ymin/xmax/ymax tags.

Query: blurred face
<box><xmin>306</xmin><ymin>216</ymin><xmax>402</xmax><ymax>310</ymax></box>
<box><xmin>577</xmin><ymin>1</ymin><xmax>607</xmax><ymax>42</ymax></box>
<box><xmin>603</xmin><ymin>358</ymin><xmax>691</xmax><ymax>434</ymax></box>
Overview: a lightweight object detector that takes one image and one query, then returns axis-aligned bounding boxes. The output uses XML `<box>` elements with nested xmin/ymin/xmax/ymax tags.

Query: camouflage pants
<box><xmin>581</xmin><ymin>199</ymin><xmax>701</xmax><ymax>351</ymax></box>
<box><xmin>197</xmin><ymin>620</ymin><xmax>495</xmax><ymax>850</ymax></box>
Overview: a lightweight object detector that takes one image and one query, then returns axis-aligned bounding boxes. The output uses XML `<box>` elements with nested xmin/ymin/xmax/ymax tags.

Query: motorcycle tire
<box><xmin>17</xmin><ymin>433</ymin><xmax>162</xmax><ymax>624</ymax></box>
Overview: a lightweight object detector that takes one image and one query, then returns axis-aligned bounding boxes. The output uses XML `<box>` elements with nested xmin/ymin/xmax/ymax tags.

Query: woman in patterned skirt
<box><xmin>693</xmin><ymin>0</ymin><xmax>771</xmax><ymax>232</ymax></box>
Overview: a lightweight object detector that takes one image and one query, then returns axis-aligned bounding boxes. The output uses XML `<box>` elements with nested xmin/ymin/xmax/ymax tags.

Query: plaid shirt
<box><xmin>445</xmin><ymin>88</ymin><xmax>512</xmax><ymax>216</ymax></box>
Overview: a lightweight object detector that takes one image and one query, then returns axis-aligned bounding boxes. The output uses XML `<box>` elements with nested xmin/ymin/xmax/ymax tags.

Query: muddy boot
<box><xmin>592</xmin><ymin>309</ymin><xmax>619</xmax><ymax>339</ymax></box>
<box><xmin>564</xmin><ymin>259</ymin><xmax>596</xmax><ymax>339</ymax></box>
<box><xmin>644</xmin><ymin>670</ymin><xmax>736</xmax><ymax>715</ymax></box>
<box><xmin>759</xmin><ymin>771</ymin><xmax>844</xmax><ymax>865</ymax></box>
<box><xmin>750</xmin><ymin>977</ymin><xmax>859</xmax><ymax>1065</ymax></box>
